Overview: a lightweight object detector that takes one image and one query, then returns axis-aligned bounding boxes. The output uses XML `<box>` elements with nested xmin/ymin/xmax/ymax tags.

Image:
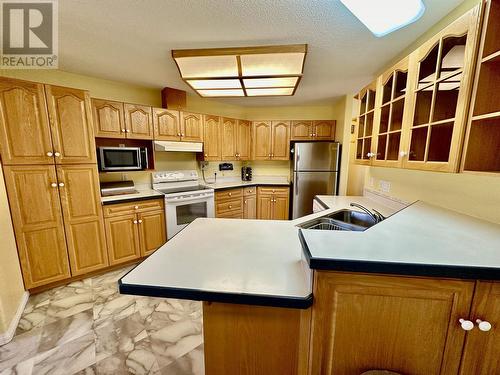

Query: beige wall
<box><xmin>0</xmin><ymin>168</ymin><xmax>25</xmax><ymax>334</ymax></box>
<box><xmin>342</xmin><ymin>0</ymin><xmax>500</xmax><ymax>224</ymax></box>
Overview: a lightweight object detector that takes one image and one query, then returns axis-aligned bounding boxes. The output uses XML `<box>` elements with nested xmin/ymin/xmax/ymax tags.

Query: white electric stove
<box><xmin>152</xmin><ymin>170</ymin><xmax>214</xmax><ymax>239</ymax></box>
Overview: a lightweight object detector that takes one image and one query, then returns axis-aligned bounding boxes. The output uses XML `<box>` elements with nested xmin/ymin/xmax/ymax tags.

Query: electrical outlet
<box><xmin>379</xmin><ymin>180</ymin><xmax>391</xmax><ymax>193</ymax></box>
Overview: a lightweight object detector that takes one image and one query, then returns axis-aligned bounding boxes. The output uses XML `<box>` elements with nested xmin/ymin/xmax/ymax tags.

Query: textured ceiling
<box><xmin>59</xmin><ymin>0</ymin><xmax>465</xmax><ymax>106</ymax></box>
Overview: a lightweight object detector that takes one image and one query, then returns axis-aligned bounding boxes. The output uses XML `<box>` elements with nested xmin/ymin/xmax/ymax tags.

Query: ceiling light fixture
<box><xmin>172</xmin><ymin>44</ymin><xmax>307</xmax><ymax>97</ymax></box>
<box><xmin>340</xmin><ymin>0</ymin><xmax>425</xmax><ymax>37</ymax></box>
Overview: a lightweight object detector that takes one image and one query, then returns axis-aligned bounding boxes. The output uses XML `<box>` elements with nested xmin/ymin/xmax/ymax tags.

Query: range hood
<box><xmin>154</xmin><ymin>141</ymin><xmax>203</xmax><ymax>152</ymax></box>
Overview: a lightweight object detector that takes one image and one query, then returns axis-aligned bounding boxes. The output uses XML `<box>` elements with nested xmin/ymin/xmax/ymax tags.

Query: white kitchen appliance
<box><xmin>152</xmin><ymin>170</ymin><xmax>214</xmax><ymax>239</ymax></box>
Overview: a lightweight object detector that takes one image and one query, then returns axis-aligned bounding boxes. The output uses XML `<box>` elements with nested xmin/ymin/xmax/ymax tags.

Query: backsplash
<box><xmin>99</xmin><ymin>152</ymin><xmax>291</xmax><ymax>187</ymax></box>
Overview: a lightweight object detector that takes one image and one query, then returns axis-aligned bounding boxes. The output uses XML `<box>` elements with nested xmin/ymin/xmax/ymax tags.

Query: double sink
<box><xmin>298</xmin><ymin>208</ymin><xmax>381</xmax><ymax>232</ymax></box>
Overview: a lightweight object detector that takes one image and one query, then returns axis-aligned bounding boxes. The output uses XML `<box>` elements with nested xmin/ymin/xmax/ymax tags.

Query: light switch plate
<box><xmin>379</xmin><ymin>180</ymin><xmax>391</xmax><ymax>193</ymax></box>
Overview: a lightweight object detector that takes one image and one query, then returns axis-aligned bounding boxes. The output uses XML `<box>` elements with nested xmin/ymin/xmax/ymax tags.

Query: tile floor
<box><xmin>0</xmin><ymin>266</ymin><xmax>204</xmax><ymax>375</ymax></box>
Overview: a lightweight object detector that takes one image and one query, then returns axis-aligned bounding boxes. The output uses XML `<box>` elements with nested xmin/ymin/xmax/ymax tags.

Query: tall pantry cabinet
<box><xmin>0</xmin><ymin>77</ymin><xmax>108</xmax><ymax>289</ymax></box>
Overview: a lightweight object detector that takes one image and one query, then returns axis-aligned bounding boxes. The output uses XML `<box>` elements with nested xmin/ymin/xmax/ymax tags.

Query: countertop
<box><xmin>119</xmin><ymin>218</ymin><xmax>312</xmax><ymax>308</ymax></box>
<box><xmin>119</xmin><ymin>194</ymin><xmax>500</xmax><ymax>310</ymax></box>
<box><xmin>101</xmin><ymin>188</ymin><xmax>164</xmax><ymax>205</ymax></box>
<box><xmin>200</xmin><ymin>176</ymin><xmax>290</xmax><ymax>190</ymax></box>
<box><xmin>300</xmin><ymin>201</ymin><xmax>500</xmax><ymax>279</ymax></box>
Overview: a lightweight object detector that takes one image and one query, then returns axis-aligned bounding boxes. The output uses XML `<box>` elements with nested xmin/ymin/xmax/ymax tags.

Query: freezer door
<box><xmin>292</xmin><ymin>171</ymin><xmax>338</xmax><ymax>219</ymax></box>
<box><xmin>294</xmin><ymin>142</ymin><xmax>340</xmax><ymax>171</ymax></box>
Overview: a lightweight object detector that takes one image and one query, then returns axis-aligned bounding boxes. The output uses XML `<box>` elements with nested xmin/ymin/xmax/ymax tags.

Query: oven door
<box><xmin>98</xmin><ymin>147</ymin><xmax>143</xmax><ymax>171</ymax></box>
<box><xmin>165</xmin><ymin>194</ymin><xmax>215</xmax><ymax>239</ymax></box>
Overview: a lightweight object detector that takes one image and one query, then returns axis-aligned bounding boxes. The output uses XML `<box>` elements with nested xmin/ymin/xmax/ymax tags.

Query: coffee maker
<box><xmin>241</xmin><ymin>166</ymin><xmax>252</xmax><ymax>181</ymax></box>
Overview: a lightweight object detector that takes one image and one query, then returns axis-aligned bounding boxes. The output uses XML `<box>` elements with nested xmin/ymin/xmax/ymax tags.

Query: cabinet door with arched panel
<box><xmin>403</xmin><ymin>7</ymin><xmax>481</xmax><ymax>172</ymax></box>
<box><xmin>355</xmin><ymin>81</ymin><xmax>378</xmax><ymax>165</ymax></box>
<box><xmin>373</xmin><ymin>57</ymin><xmax>411</xmax><ymax>168</ymax></box>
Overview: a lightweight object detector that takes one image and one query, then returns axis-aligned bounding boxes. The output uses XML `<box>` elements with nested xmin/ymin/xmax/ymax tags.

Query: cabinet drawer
<box><xmin>257</xmin><ymin>186</ymin><xmax>289</xmax><ymax>196</ymax></box>
<box><xmin>217</xmin><ymin>211</ymin><xmax>243</xmax><ymax>219</ymax></box>
<box><xmin>243</xmin><ymin>186</ymin><xmax>256</xmax><ymax>196</ymax></box>
<box><xmin>103</xmin><ymin>199</ymin><xmax>164</xmax><ymax>217</ymax></box>
<box><xmin>216</xmin><ymin>197</ymin><xmax>243</xmax><ymax>215</ymax></box>
<box><xmin>215</xmin><ymin>188</ymin><xmax>243</xmax><ymax>201</ymax></box>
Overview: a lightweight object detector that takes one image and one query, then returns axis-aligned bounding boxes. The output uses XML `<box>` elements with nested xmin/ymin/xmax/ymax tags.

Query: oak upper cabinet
<box><xmin>104</xmin><ymin>214</ymin><xmax>141</xmax><ymax>265</ymax></box>
<box><xmin>462</xmin><ymin>0</ymin><xmax>500</xmax><ymax>173</ymax></box>
<box><xmin>372</xmin><ymin>58</ymin><xmax>411</xmax><ymax>168</ymax></box>
<box><xmin>310</xmin><ymin>272</ymin><xmax>474</xmax><ymax>375</ymax></box>
<box><xmin>221</xmin><ymin>117</ymin><xmax>237</xmax><ymax>160</ymax></box>
<box><xmin>0</xmin><ymin>77</ymin><xmax>54</xmax><ymax>165</ymax></box>
<box><xmin>253</xmin><ymin>121</ymin><xmax>290</xmax><ymax>161</ymax></box>
<box><xmin>459</xmin><ymin>281</ymin><xmax>500</xmax><ymax>374</ymax></box>
<box><xmin>180</xmin><ymin>111</ymin><xmax>203</xmax><ymax>142</ymax></box>
<box><xmin>45</xmin><ymin>85</ymin><xmax>96</xmax><ymax>164</ymax></box>
<box><xmin>355</xmin><ymin>81</ymin><xmax>378</xmax><ymax>165</ymax></box>
<box><xmin>291</xmin><ymin>120</ymin><xmax>336</xmax><ymax>141</ymax></box>
<box><xmin>252</xmin><ymin>121</ymin><xmax>272</xmax><ymax>160</ymax></box>
<box><xmin>202</xmin><ymin>115</ymin><xmax>221</xmax><ymax>161</ymax></box>
<box><xmin>91</xmin><ymin>99</ymin><xmax>125</xmax><ymax>138</ymax></box>
<box><xmin>123</xmin><ymin>103</ymin><xmax>153</xmax><ymax>140</ymax></box>
<box><xmin>257</xmin><ymin>187</ymin><xmax>289</xmax><ymax>220</ymax></box>
<box><xmin>153</xmin><ymin>108</ymin><xmax>181</xmax><ymax>141</ymax></box>
<box><xmin>271</xmin><ymin>121</ymin><xmax>291</xmax><ymax>160</ymax></box>
<box><xmin>2</xmin><ymin>165</ymin><xmax>71</xmax><ymax>289</ymax></box>
<box><xmin>57</xmin><ymin>165</ymin><xmax>108</xmax><ymax>275</ymax></box>
<box><xmin>291</xmin><ymin>121</ymin><xmax>313</xmax><ymax>141</ymax></box>
<box><xmin>236</xmin><ymin>120</ymin><xmax>252</xmax><ymax>160</ymax></box>
<box><xmin>138</xmin><ymin>210</ymin><xmax>166</xmax><ymax>257</ymax></box>
<box><xmin>403</xmin><ymin>7</ymin><xmax>481</xmax><ymax>172</ymax></box>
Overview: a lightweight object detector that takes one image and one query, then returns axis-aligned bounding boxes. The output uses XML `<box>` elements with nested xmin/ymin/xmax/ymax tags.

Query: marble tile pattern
<box><xmin>0</xmin><ymin>266</ymin><xmax>204</xmax><ymax>375</ymax></box>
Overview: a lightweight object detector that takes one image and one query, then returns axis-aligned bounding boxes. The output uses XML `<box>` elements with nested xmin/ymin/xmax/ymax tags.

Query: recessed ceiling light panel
<box><xmin>172</xmin><ymin>44</ymin><xmax>307</xmax><ymax>97</ymax></box>
<box><xmin>340</xmin><ymin>0</ymin><xmax>425</xmax><ymax>37</ymax></box>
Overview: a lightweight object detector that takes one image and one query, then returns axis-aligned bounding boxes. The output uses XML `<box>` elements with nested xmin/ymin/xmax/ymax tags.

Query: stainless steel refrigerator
<box><xmin>291</xmin><ymin>142</ymin><xmax>340</xmax><ymax>219</ymax></box>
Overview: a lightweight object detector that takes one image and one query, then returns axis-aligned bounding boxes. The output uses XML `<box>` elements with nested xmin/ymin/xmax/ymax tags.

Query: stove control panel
<box><xmin>152</xmin><ymin>170</ymin><xmax>199</xmax><ymax>183</ymax></box>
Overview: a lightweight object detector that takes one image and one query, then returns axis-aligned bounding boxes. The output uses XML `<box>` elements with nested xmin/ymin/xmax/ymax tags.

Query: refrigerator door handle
<box><xmin>295</xmin><ymin>173</ymin><xmax>299</xmax><ymax>196</ymax></box>
<box><xmin>296</xmin><ymin>146</ymin><xmax>300</xmax><ymax>170</ymax></box>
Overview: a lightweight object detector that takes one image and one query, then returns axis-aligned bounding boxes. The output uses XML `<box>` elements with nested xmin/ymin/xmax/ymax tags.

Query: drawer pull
<box><xmin>228</xmin><ymin>205</ymin><xmax>232</xmax><ymax>209</ymax></box>
<box><xmin>228</xmin><ymin>193</ymin><xmax>232</xmax><ymax>196</ymax></box>
<box><xmin>134</xmin><ymin>205</ymin><xmax>139</xmax><ymax>209</ymax></box>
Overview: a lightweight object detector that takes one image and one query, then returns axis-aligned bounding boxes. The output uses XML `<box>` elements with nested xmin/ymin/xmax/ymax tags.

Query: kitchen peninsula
<box><xmin>120</xmin><ymin>197</ymin><xmax>500</xmax><ymax>375</ymax></box>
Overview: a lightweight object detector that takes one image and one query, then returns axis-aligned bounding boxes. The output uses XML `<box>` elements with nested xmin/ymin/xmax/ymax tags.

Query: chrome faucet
<box><xmin>349</xmin><ymin>203</ymin><xmax>385</xmax><ymax>223</ymax></box>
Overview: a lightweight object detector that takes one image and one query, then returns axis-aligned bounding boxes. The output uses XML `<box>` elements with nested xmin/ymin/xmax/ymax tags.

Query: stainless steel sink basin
<box><xmin>327</xmin><ymin>209</ymin><xmax>377</xmax><ymax>228</ymax></box>
<box><xmin>298</xmin><ymin>209</ymin><xmax>377</xmax><ymax>231</ymax></box>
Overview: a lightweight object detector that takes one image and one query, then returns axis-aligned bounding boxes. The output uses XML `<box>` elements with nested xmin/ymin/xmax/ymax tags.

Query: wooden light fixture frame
<box><xmin>171</xmin><ymin>44</ymin><xmax>308</xmax><ymax>97</ymax></box>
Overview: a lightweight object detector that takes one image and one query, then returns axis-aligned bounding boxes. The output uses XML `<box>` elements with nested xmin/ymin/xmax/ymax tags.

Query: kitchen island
<box><xmin>120</xmin><ymin>197</ymin><xmax>500</xmax><ymax>374</ymax></box>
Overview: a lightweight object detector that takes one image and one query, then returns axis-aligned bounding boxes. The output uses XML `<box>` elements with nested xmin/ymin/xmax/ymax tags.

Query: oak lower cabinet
<box><xmin>243</xmin><ymin>187</ymin><xmax>256</xmax><ymax>219</ymax></box>
<box><xmin>2</xmin><ymin>165</ymin><xmax>71</xmax><ymax>289</ymax></box>
<box><xmin>257</xmin><ymin>187</ymin><xmax>289</xmax><ymax>220</ymax></box>
<box><xmin>215</xmin><ymin>188</ymin><xmax>243</xmax><ymax>219</ymax></box>
<box><xmin>103</xmin><ymin>198</ymin><xmax>166</xmax><ymax>265</ymax></box>
<box><xmin>309</xmin><ymin>272</ymin><xmax>475</xmax><ymax>375</ymax></box>
<box><xmin>459</xmin><ymin>282</ymin><xmax>500</xmax><ymax>374</ymax></box>
<box><xmin>56</xmin><ymin>165</ymin><xmax>108</xmax><ymax>276</ymax></box>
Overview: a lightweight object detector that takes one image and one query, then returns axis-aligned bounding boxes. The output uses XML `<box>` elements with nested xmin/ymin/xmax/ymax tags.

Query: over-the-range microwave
<box><xmin>98</xmin><ymin>147</ymin><xmax>148</xmax><ymax>172</ymax></box>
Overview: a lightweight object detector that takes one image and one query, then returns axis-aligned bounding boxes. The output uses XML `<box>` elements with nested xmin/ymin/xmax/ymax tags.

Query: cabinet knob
<box><xmin>54</xmin><ymin>152</ymin><xmax>61</xmax><ymax>157</ymax></box>
<box><xmin>309</xmin><ymin>134</ymin><xmax>313</xmax><ymax>137</ymax></box>
<box><xmin>205</xmin><ymin>153</ymin><xmax>208</xmax><ymax>157</ymax></box>
<box><xmin>126</xmin><ymin>129</ymin><xmax>131</xmax><ymax>133</ymax></box>
<box><xmin>312</xmin><ymin>133</ymin><xmax>316</xmax><ymax>137</ymax></box>
<box><xmin>228</xmin><ymin>192</ymin><xmax>232</xmax><ymax>196</ymax></box>
<box><xmin>459</xmin><ymin>319</ymin><xmax>474</xmax><ymax>331</ymax></box>
<box><xmin>121</xmin><ymin>129</ymin><xmax>126</xmax><ymax>132</ymax></box>
<box><xmin>228</xmin><ymin>205</ymin><xmax>232</xmax><ymax>209</ymax></box>
<box><xmin>51</xmin><ymin>182</ymin><xmax>57</xmax><ymax>188</ymax></box>
<box><xmin>134</xmin><ymin>205</ymin><xmax>139</xmax><ymax>209</ymax></box>
<box><xmin>244</xmin><ymin>200</ymin><xmax>247</xmax><ymax>204</ymax></box>
<box><xmin>58</xmin><ymin>182</ymin><xmax>64</xmax><ymax>187</ymax></box>
<box><xmin>46</xmin><ymin>151</ymin><xmax>53</xmax><ymax>157</ymax></box>
<box><xmin>476</xmin><ymin>319</ymin><xmax>492</xmax><ymax>332</ymax></box>
<box><xmin>399</xmin><ymin>151</ymin><xmax>408</xmax><ymax>157</ymax></box>
<box><xmin>138</xmin><ymin>219</ymin><xmax>143</xmax><ymax>224</ymax></box>
<box><xmin>271</xmin><ymin>153</ymin><xmax>274</xmax><ymax>157</ymax></box>
<box><xmin>133</xmin><ymin>220</ymin><xmax>138</xmax><ymax>224</ymax></box>
<box><xmin>177</xmin><ymin>132</ymin><xmax>181</xmax><ymax>136</ymax></box>
<box><xmin>268</xmin><ymin>153</ymin><xmax>272</xmax><ymax>157</ymax></box>
<box><xmin>181</xmin><ymin>133</ymin><xmax>185</xmax><ymax>137</ymax></box>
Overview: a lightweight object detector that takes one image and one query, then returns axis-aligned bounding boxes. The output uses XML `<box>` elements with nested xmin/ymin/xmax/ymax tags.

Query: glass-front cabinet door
<box><xmin>373</xmin><ymin>57</ymin><xmax>411</xmax><ymax>168</ymax></box>
<box><xmin>402</xmin><ymin>8</ymin><xmax>481</xmax><ymax>172</ymax></box>
<box><xmin>355</xmin><ymin>81</ymin><xmax>378</xmax><ymax>165</ymax></box>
